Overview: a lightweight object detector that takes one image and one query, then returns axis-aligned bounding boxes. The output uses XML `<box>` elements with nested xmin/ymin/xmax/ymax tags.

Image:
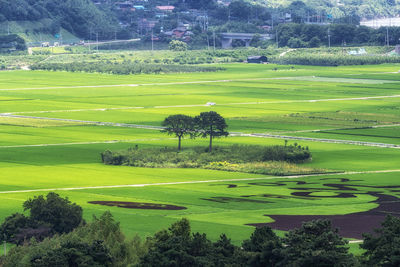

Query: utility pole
<box><xmin>275</xmin><ymin>28</ymin><xmax>278</xmax><ymax>48</ymax></box>
<box><xmin>96</xmin><ymin>32</ymin><xmax>99</xmax><ymax>52</ymax></box>
<box><xmin>7</xmin><ymin>21</ymin><xmax>9</xmax><ymax>35</ymax></box>
<box><xmin>151</xmin><ymin>29</ymin><xmax>154</xmax><ymax>51</ymax></box>
<box><xmin>213</xmin><ymin>31</ymin><xmax>216</xmax><ymax>51</ymax></box>
<box><xmin>3</xmin><ymin>234</ymin><xmax>6</xmax><ymax>256</ymax></box>
<box><xmin>328</xmin><ymin>27</ymin><xmax>331</xmax><ymax>48</ymax></box>
<box><xmin>387</xmin><ymin>27</ymin><xmax>390</xmax><ymax>46</ymax></box>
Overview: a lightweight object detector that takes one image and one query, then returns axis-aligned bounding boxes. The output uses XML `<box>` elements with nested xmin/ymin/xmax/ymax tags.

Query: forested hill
<box><xmin>263</xmin><ymin>0</ymin><xmax>398</xmax><ymax>20</ymax></box>
<box><xmin>0</xmin><ymin>0</ymin><xmax>117</xmax><ymax>39</ymax></box>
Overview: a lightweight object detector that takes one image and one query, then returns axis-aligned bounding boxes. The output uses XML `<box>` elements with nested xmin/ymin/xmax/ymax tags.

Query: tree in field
<box><xmin>280</xmin><ymin>219</ymin><xmax>356</xmax><ymax>266</ymax></box>
<box><xmin>361</xmin><ymin>215</ymin><xmax>400</xmax><ymax>266</ymax></box>
<box><xmin>169</xmin><ymin>40</ymin><xmax>188</xmax><ymax>51</ymax></box>
<box><xmin>194</xmin><ymin>111</ymin><xmax>228</xmax><ymax>152</ymax></box>
<box><xmin>161</xmin><ymin>114</ymin><xmax>195</xmax><ymax>151</ymax></box>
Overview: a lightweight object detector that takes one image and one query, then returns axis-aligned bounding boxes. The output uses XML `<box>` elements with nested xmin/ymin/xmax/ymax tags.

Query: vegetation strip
<box><xmin>1</xmin><ymin>170</ymin><xmax>400</xmax><ymax>194</ymax></box>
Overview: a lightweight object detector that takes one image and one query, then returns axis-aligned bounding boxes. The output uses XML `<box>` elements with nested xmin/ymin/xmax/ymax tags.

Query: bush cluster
<box><xmin>273</xmin><ymin>54</ymin><xmax>400</xmax><ymax>66</ymax></box>
<box><xmin>30</xmin><ymin>62</ymin><xmax>223</xmax><ymax>75</ymax></box>
<box><xmin>101</xmin><ymin>144</ymin><xmax>316</xmax><ymax>175</ymax></box>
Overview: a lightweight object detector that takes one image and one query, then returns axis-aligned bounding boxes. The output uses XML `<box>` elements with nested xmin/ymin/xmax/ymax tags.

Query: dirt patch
<box><xmin>201</xmin><ymin>197</ymin><xmax>272</xmax><ymax>204</ymax></box>
<box><xmin>291</xmin><ymin>191</ymin><xmax>357</xmax><ymax>198</ymax></box>
<box><xmin>248</xmin><ymin>193</ymin><xmax>400</xmax><ymax>239</ymax></box>
<box><xmin>88</xmin><ymin>201</ymin><xmax>187</xmax><ymax>210</ymax></box>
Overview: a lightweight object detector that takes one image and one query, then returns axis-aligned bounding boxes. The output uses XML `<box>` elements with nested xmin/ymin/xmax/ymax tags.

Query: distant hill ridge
<box><xmin>0</xmin><ymin>0</ymin><xmax>117</xmax><ymax>40</ymax></box>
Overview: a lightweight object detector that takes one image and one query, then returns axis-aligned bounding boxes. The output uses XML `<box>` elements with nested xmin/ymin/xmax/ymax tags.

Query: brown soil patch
<box><xmin>88</xmin><ymin>201</ymin><xmax>187</xmax><ymax>210</ymax></box>
<box><xmin>248</xmin><ymin>193</ymin><xmax>400</xmax><ymax>239</ymax></box>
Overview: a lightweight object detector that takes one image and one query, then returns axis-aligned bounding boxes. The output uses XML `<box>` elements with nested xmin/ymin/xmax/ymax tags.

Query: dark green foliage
<box><xmin>29</xmin><ymin>239</ymin><xmax>112</xmax><ymax>267</ymax></box>
<box><xmin>161</xmin><ymin>114</ymin><xmax>196</xmax><ymax>151</ymax></box>
<box><xmin>169</xmin><ymin>40</ymin><xmax>188</xmax><ymax>52</ymax></box>
<box><xmin>0</xmin><ymin>34</ymin><xmax>26</xmax><ymax>52</ymax></box>
<box><xmin>274</xmin><ymin>54</ymin><xmax>400</xmax><ymax>66</ymax></box>
<box><xmin>194</xmin><ymin>111</ymin><xmax>229</xmax><ymax>152</ymax></box>
<box><xmin>0</xmin><ymin>0</ymin><xmax>117</xmax><ymax>39</ymax></box>
<box><xmin>2</xmin><ymin>211</ymin><xmax>147</xmax><ymax>267</ymax></box>
<box><xmin>361</xmin><ymin>215</ymin><xmax>400</xmax><ymax>266</ymax></box>
<box><xmin>140</xmin><ymin>218</ymin><xmax>236</xmax><ymax>267</ymax></box>
<box><xmin>262</xmin><ymin>144</ymin><xmax>311</xmax><ymax>162</ymax></box>
<box><xmin>23</xmin><ymin>192</ymin><xmax>83</xmax><ymax>234</ymax></box>
<box><xmin>0</xmin><ymin>213</ymin><xmax>31</xmax><ymax>242</ymax></box>
<box><xmin>241</xmin><ymin>226</ymin><xmax>284</xmax><ymax>266</ymax></box>
<box><xmin>30</xmin><ymin>62</ymin><xmax>223</xmax><ymax>75</ymax></box>
<box><xmin>0</xmin><ymin>192</ymin><xmax>83</xmax><ymax>245</ymax></box>
<box><xmin>281</xmin><ymin>219</ymin><xmax>356</xmax><ymax>266</ymax></box>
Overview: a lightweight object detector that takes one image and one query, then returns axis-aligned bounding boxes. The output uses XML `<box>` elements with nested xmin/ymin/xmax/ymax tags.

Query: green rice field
<box><xmin>1</xmin><ymin>62</ymin><xmax>400</xmax><ymax>248</ymax></box>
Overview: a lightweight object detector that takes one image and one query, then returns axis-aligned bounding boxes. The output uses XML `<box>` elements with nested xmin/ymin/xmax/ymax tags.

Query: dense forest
<box><xmin>0</xmin><ymin>0</ymin><xmax>118</xmax><ymax>39</ymax></box>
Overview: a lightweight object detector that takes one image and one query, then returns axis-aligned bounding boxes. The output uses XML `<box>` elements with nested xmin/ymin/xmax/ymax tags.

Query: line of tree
<box><xmin>2</xmin><ymin>193</ymin><xmax>400</xmax><ymax>266</ymax></box>
<box><xmin>30</xmin><ymin>62</ymin><xmax>223</xmax><ymax>75</ymax></box>
<box><xmin>276</xmin><ymin>23</ymin><xmax>400</xmax><ymax>48</ymax></box>
<box><xmin>162</xmin><ymin>111</ymin><xmax>229</xmax><ymax>152</ymax></box>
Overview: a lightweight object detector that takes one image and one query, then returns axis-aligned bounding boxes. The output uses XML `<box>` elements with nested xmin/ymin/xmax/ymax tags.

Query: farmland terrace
<box><xmin>0</xmin><ymin>63</ymin><xmax>400</xmax><ymax>248</ymax></box>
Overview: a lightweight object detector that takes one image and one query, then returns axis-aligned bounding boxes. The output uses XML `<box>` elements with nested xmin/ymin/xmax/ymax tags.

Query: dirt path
<box><xmin>0</xmin><ymin>169</ymin><xmax>399</xmax><ymax>195</ymax></box>
<box><xmin>279</xmin><ymin>49</ymin><xmax>296</xmax><ymax>57</ymax></box>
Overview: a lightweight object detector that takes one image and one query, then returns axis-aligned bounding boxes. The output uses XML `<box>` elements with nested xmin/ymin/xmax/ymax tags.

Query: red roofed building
<box><xmin>156</xmin><ymin>5</ymin><xmax>175</xmax><ymax>12</ymax></box>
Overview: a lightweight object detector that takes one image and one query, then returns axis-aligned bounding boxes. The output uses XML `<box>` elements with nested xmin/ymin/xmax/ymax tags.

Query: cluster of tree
<box><xmin>0</xmin><ymin>34</ymin><xmax>26</xmax><ymax>52</ymax></box>
<box><xmin>277</xmin><ymin>23</ymin><xmax>400</xmax><ymax>48</ymax></box>
<box><xmin>0</xmin><ymin>192</ymin><xmax>83</xmax><ymax>245</ymax></box>
<box><xmin>101</xmin><ymin>143</ymin><xmax>312</xmax><ymax>170</ymax></box>
<box><xmin>274</xmin><ymin>54</ymin><xmax>400</xmax><ymax>66</ymax></box>
<box><xmin>162</xmin><ymin>111</ymin><xmax>228</xmax><ymax>152</ymax></box>
<box><xmin>2</xmin><ymin>210</ymin><xmax>148</xmax><ymax>266</ymax></box>
<box><xmin>30</xmin><ymin>62</ymin><xmax>223</xmax><ymax>75</ymax></box>
<box><xmin>3</xmin><ymin>192</ymin><xmax>400</xmax><ymax>266</ymax></box>
<box><xmin>0</xmin><ymin>0</ymin><xmax>118</xmax><ymax>39</ymax></box>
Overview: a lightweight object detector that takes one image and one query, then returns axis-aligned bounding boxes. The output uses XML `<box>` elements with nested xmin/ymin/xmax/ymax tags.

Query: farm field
<box><xmin>1</xmin><ymin>62</ymin><xmax>400</xmax><ymax>248</ymax></box>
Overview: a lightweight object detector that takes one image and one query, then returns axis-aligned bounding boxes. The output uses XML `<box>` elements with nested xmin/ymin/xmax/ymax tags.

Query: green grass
<box><xmin>0</xmin><ymin>60</ymin><xmax>400</xmax><ymax>247</ymax></box>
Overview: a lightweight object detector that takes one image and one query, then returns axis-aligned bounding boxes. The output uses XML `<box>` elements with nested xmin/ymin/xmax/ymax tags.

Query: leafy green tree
<box><xmin>169</xmin><ymin>40</ymin><xmax>188</xmax><ymax>51</ymax></box>
<box><xmin>361</xmin><ymin>215</ymin><xmax>400</xmax><ymax>266</ymax></box>
<box><xmin>241</xmin><ymin>226</ymin><xmax>284</xmax><ymax>266</ymax></box>
<box><xmin>281</xmin><ymin>219</ymin><xmax>356</xmax><ymax>266</ymax></box>
<box><xmin>0</xmin><ymin>213</ymin><xmax>31</xmax><ymax>243</ymax></box>
<box><xmin>23</xmin><ymin>192</ymin><xmax>83</xmax><ymax>234</ymax></box>
<box><xmin>194</xmin><ymin>111</ymin><xmax>229</xmax><ymax>152</ymax></box>
<box><xmin>140</xmin><ymin>218</ymin><xmax>237</xmax><ymax>267</ymax></box>
<box><xmin>161</xmin><ymin>114</ymin><xmax>196</xmax><ymax>151</ymax></box>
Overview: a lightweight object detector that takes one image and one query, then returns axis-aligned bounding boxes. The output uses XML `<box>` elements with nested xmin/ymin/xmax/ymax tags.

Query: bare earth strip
<box><xmin>0</xmin><ymin>169</ymin><xmax>399</xmax><ymax>194</ymax></box>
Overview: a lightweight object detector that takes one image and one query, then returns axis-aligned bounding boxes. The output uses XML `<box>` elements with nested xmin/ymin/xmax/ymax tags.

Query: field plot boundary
<box><xmin>4</xmin><ymin>94</ymin><xmax>400</xmax><ymax>115</ymax></box>
<box><xmin>0</xmin><ymin>169</ymin><xmax>399</xmax><ymax>194</ymax></box>
<box><xmin>0</xmin><ymin>75</ymin><xmax>398</xmax><ymax>92</ymax></box>
<box><xmin>2</xmin><ymin>114</ymin><xmax>400</xmax><ymax>149</ymax></box>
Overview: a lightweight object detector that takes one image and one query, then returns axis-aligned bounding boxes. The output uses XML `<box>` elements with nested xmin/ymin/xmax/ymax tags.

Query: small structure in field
<box><xmin>247</xmin><ymin>56</ymin><xmax>268</xmax><ymax>64</ymax></box>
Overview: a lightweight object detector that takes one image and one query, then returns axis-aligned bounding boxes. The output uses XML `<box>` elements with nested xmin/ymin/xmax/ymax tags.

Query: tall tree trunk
<box><xmin>178</xmin><ymin>136</ymin><xmax>182</xmax><ymax>151</ymax></box>
<box><xmin>209</xmin><ymin>134</ymin><xmax>213</xmax><ymax>152</ymax></box>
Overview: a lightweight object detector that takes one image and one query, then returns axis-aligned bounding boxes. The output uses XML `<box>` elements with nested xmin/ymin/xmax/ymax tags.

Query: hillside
<box><xmin>261</xmin><ymin>0</ymin><xmax>399</xmax><ymax>20</ymax></box>
<box><xmin>0</xmin><ymin>0</ymin><xmax>118</xmax><ymax>40</ymax></box>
